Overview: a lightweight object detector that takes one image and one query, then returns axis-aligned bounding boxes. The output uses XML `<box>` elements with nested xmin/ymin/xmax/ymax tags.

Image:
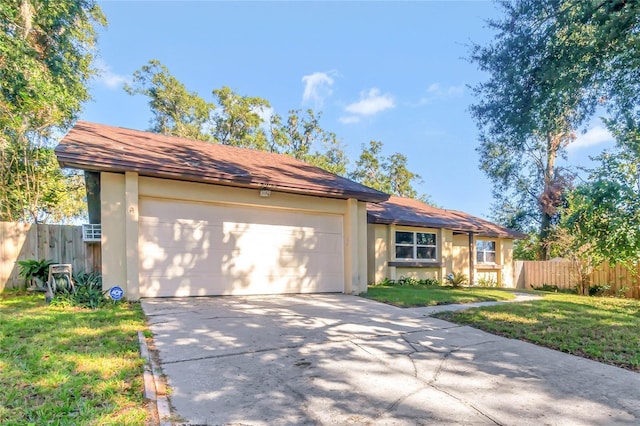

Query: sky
<box><xmin>81</xmin><ymin>0</ymin><xmax>616</xmax><ymax>220</ymax></box>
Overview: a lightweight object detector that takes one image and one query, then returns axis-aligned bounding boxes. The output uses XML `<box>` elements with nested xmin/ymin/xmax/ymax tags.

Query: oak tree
<box><xmin>0</xmin><ymin>0</ymin><xmax>106</xmax><ymax>222</ymax></box>
<box><xmin>471</xmin><ymin>0</ymin><xmax>639</xmax><ymax>259</ymax></box>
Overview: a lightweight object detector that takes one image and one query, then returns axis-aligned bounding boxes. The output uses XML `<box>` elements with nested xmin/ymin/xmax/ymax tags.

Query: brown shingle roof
<box><xmin>55</xmin><ymin>121</ymin><xmax>389</xmax><ymax>203</ymax></box>
<box><xmin>367</xmin><ymin>196</ymin><xmax>526</xmax><ymax>239</ymax></box>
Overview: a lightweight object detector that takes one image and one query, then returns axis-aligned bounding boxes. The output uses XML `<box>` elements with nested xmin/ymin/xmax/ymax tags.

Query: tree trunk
<box><xmin>538</xmin><ymin>133</ymin><xmax>560</xmax><ymax>260</ymax></box>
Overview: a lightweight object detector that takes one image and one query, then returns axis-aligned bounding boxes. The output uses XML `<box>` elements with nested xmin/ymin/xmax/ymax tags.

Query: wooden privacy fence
<box><xmin>0</xmin><ymin>222</ymin><xmax>101</xmax><ymax>292</ymax></box>
<box><xmin>514</xmin><ymin>260</ymin><xmax>640</xmax><ymax>299</ymax></box>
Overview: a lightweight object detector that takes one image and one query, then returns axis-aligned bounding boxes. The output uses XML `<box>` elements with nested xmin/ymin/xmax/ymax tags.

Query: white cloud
<box><xmin>568</xmin><ymin>125</ymin><xmax>615</xmax><ymax>151</ymax></box>
<box><xmin>344</xmin><ymin>88</ymin><xmax>395</xmax><ymax>116</ymax></box>
<box><xmin>418</xmin><ymin>83</ymin><xmax>464</xmax><ymax>104</ymax></box>
<box><xmin>428</xmin><ymin>83</ymin><xmax>464</xmax><ymax>97</ymax></box>
<box><xmin>302</xmin><ymin>72</ymin><xmax>334</xmax><ymax>107</ymax></box>
<box><xmin>338</xmin><ymin>116</ymin><xmax>361</xmax><ymax>124</ymax></box>
<box><xmin>94</xmin><ymin>59</ymin><xmax>130</xmax><ymax>90</ymax></box>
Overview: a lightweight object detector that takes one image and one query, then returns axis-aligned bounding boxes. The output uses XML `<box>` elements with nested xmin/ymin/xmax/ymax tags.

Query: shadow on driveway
<box><xmin>142</xmin><ymin>294</ymin><xmax>640</xmax><ymax>425</ymax></box>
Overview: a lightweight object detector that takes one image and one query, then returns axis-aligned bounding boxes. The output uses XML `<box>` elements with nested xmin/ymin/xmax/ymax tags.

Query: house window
<box><xmin>476</xmin><ymin>240</ymin><xmax>496</xmax><ymax>263</ymax></box>
<box><xmin>395</xmin><ymin>231</ymin><xmax>437</xmax><ymax>260</ymax></box>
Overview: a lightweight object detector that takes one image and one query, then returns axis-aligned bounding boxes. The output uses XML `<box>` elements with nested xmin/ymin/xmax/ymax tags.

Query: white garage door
<box><xmin>138</xmin><ymin>198</ymin><xmax>344</xmax><ymax>297</ymax></box>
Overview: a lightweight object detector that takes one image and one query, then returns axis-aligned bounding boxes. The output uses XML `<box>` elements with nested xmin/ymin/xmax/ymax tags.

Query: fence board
<box><xmin>0</xmin><ymin>222</ymin><xmax>101</xmax><ymax>291</ymax></box>
<box><xmin>514</xmin><ymin>259</ymin><xmax>640</xmax><ymax>299</ymax></box>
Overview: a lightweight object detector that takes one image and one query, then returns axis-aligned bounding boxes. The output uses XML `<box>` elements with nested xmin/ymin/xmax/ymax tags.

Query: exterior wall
<box><xmin>395</xmin><ymin>268</ymin><xmax>439</xmax><ymax>280</ymax></box>
<box><xmin>355</xmin><ymin>201</ymin><xmax>368</xmax><ymax>294</ymax></box>
<box><xmin>101</xmin><ymin>172</ymin><xmax>127</xmax><ymax>296</ymax></box>
<box><xmin>369</xmin><ymin>224</ymin><xmax>517</xmax><ymax>288</ymax></box>
<box><xmin>501</xmin><ymin>239</ymin><xmax>514</xmax><ymax>287</ymax></box>
<box><xmin>101</xmin><ymin>175</ymin><xmax>369</xmax><ymax>300</ymax></box>
<box><xmin>368</xmin><ymin>224</ymin><xmax>389</xmax><ymax>284</ymax></box>
<box><xmin>124</xmin><ymin>172</ymin><xmax>139</xmax><ymax>300</ymax></box>
<box><xmin>452</xmin><ymin>234</ymin><xmax>470</xmax><ymax>277</ymax></box>
<box><xmin>441</xmin><ymin>229</ymin><xmax>453</xmax><ymax>280</ymax></box>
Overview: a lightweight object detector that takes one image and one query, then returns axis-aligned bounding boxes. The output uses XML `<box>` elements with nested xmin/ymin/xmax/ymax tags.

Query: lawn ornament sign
<box><xmin>109</xmin><ymin>286</ymin><xmax>124</xmax><ymax>301</ymax></box>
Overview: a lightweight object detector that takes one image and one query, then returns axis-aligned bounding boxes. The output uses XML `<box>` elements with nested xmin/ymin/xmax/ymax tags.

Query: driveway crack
<box><xmin>349</xmin><ymin>335</ymin><xmax>504</xmax><ymax>425</ymax></box>
<box><xmin>401</xmin><ymin>334</ymin><xmax>419</xmax><ymax>377</ymax></box>
<box><xmin>160</xmin><ymin>343</ymin><xmax>306</xmax><ymax>365</ymax></box>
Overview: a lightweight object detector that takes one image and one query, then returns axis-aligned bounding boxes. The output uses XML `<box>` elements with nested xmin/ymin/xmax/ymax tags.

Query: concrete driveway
<box><xmin>142</xmin><ymin>294</ymin><xmax>640</xmax><ymax>425</ymax></box>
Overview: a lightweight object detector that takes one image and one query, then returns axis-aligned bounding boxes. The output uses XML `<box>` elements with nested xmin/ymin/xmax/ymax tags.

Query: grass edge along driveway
<box><xmin>364</xmin><ymin>284</ymin><xmax>517</xmax><ymax>307</ymax></box>
<box><xmin>434</xmin><ymin>293</ymin><xmax>640</xmax><ymax>372</ymax></box>
<box><xmin>0</xmin><ymin>291</ymin><xmax>149</xmax><ymax>425</ymax></box>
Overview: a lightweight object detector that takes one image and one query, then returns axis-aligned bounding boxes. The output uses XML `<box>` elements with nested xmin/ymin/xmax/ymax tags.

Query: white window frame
<box><xmin>476</xmin><ymin>239</ymin><xmax>497</xmax><ymax>264</ymax></box>
<box><xmin>395</xmin><ymin>231</ymin><xmax>437</xmax><ymax>261</ymax></box>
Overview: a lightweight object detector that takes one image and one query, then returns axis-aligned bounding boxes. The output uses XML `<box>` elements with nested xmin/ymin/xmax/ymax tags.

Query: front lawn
<box><xmin>363</xmin><ymin>284</ymin><xmax>516</xmax><ymax>307</ymax></box>
<box><xmin>433</xmin><ymin>293</ymin><xmax>640</xmax><ymax>371</ymax></box>
<box><xmin>0</xmin><ymin>291</ymin><xmax>148</xmax><ymax>424</ymax></box>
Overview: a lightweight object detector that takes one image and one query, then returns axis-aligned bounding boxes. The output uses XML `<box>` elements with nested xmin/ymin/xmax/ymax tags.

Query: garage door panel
<box><xmin>139</xmin><ymin>198</ymin><xmax>344</xmax><ymax>297</ymax></box>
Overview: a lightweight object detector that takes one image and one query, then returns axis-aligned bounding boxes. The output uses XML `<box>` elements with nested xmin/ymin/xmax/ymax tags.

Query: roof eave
<box><xmin>367</xmin><ymin>214</ymin><xmax>526</xmax><ymax>239</ymax></box>
<box><xmin>58</xmin><ymin>155</ymin><xmax>389</xmax><ymax>203</ymax></box>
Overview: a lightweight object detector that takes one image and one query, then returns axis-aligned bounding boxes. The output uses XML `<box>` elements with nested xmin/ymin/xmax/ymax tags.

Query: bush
<box><xmin>589</xmin><ymin>284</ymin><xmax>611</xmax><ymax>297</ymax></box>
<box><xmin>532</xmin><ymin>284</ymin><xmax>577</xmax><ymax>294</ymax></box>
<box><xmin>374</xmin><ymin>277</ymin><xmax>394</xmax><ymax>286</ymax></box>
<box><xmin>533</xmin><ymin>283</ymin><xmax>559</xmax><ymax>292</ymax></box>
<box><xmin>374</xmin><ymin>277</ymin><xmax>442</xmax><ymax>287</ymax></box>
<box><xmin>397</xmin><ymin>276</ymin><xmax>422</xmax><ymax>286</ymax></box>
<box><xmin>50</xmin><ymin>271</ymin><xmax>108</xmax><ymax>309</ymax></box>
<box><xmin>421</xmin><ymin>277</ymin><xmax>441</xmax><ymax>286</ymax></box>
<box><xmin>17</xmin><ymin>258</ymin><xmax>55</xmax><ymax>288</ymax></box>
<box><xmin>477</xmin><ymin>276</ymin><xmax>498</xmax><ymax>287</ymax></box>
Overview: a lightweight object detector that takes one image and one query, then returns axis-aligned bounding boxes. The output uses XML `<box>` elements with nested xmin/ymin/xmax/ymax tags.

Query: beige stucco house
<box><xmin>56</xmin><ymin>121</ymin><xmax>523</xmax><ymax>300</ymax></box>
<box><xmin>367</xmin><ymin>196</ymin><xmax>526</xmax><ymax>287</ymax></box>
<box><xmin>56</xmin><ymin>122</ymin><xmax>387</xmax><ymax>300</ymax></box>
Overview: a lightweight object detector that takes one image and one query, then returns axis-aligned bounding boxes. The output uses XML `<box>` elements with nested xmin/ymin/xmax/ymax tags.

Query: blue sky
<box><xmin>82</xmin><ymin>0</ymin><xmax>615</xmax><ymax>219</ymax></box>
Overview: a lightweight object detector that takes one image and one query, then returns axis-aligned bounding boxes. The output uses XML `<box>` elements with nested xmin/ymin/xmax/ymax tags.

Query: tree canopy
<box><xmin>0</xmin><ymin>0</ymin><xmax>106</xmax><ymax>222</ymax></box>
<box><xmin>127</xmin><ymin>60</ymin><xmax>427</xmax><ymax>199</ymax></box>
<box><xmin>565</xmin><ymin>139</ymin><xmax>640</xmax><ymax>268</ymax></box>
<box><xmin>471</xmin><ymin>0</ymin><xmax>640</xmax><ymax>259</ymax></box>
<box><xmin>350</xmin><ymin>141</ymin><xmax>427</xmax><ymax>200</ymax></box>
<box><xmin>124</xmin><ymin>59</ymin><xmax>214</xmax><ymax>141</ymax></box>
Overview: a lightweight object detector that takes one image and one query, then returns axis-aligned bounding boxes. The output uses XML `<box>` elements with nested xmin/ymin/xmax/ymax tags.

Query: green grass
<box><xmin>433</xmin><ymin>293</ymin><xmax>640</xmax><ymax>371</ymax></box>
<box><xmin>363</xmin><ymin>284</ymin><xmax>516</xmax><ymax>307</ymax></box>
<box><xmin>0</xmin><ymin>291</ymin><xmax>149</xmax><ymax>425</ymax></box>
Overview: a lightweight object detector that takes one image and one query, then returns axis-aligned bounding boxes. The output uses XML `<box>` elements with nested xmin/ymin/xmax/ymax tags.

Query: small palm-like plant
<box><xmin>446</xmin><ymin>272</ymin><xmax>468</xmax><ymax>288</ymax></box>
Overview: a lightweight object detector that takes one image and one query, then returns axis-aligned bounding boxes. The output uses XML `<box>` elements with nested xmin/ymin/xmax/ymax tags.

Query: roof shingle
<box><xmin>367</xmin><ymin>196</ymin><xmax>526</xmax><ymax>239</ymax></box>
<box><xmin>55</xmin><ymin>121</ymin><xmax>389</xmax><ymax>203</ymax></box>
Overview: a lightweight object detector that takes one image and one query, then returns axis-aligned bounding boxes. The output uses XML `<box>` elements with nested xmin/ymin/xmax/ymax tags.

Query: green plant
<box><xmin>446</xmin><ymin>272</ymin><xmax>468</xmax><ymax>288</ymax></box>
<box><xmin>50</xmin><ymin>271</ymin><xmax>108</xmax><ymax>309</ymax></box>
<box><xmin>477</xmin><ymin>276</ymin><xmax>498</xmax><ymax>287</ymax></box>
<box><xmin>532</xmin><ymin>284</ymin><xmax>577</xmax><ymax>294</ymax></box>
<box><xmin>17</xmin><ymin>259</ymin><xmax>55</xmax><ymax>288</ymax></box>
<box><xmin>533</xmin><ymin>283</ymin><xmax>559</xmax><ymax>292</ymax></box>
<box><xmin>74</xmin><ymin>271</ymin><xmax>107</xmax><ymax>308</ymax></box>
<box><xmin>375</xmin><ymin>277</ymin><xmax>442</xmax><ymax>287</ymax></box>
<box><xmin>589</xmin><ymin>284</ymin><xmax>611</xmax><ymax>297</ymax></box>
<box><xmin>397</xmin><ymin>276</ymin><xmax>422</xmax><ymax>286</ymax></box>
<box><xmin>617</xmin><ymin>286</ymin><xmax>630</xmax><ymax>298</ymax></box>
<box><xmin>375</xmin><ymin>277</ymin><xmax>394</xmax><ymax>286</ymax></box>
<box><xmin>421</xmin><ymin>277</ymin><xmax>441</xmax><ymax>286</ymax></box>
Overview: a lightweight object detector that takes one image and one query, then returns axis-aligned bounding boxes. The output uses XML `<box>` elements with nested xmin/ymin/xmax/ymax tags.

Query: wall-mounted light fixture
<box><xmin>259</xmin><ymin>189</ymin><xmax>271</xmax><ymax>197</ymax></box>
